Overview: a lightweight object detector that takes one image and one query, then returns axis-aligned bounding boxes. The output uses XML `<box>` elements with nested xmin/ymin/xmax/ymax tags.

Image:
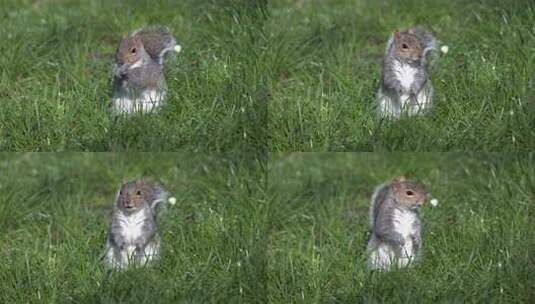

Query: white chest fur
<box><xmin>393</xmin><ymin>209</ymin><xmax>418</xmax><ymax>239</ymax></box>
<box><xmin>393</xmin><ymin>60</ymin><xmax>417</xmax><ymax>92</ymax></box>
<box><xmin>117</xmin><ymin>210</ymin><xmax>146</xmax><ymax>244</ymax></box>
<box><xmin>129</xmin><ymin>59</ymin><xmax>144</xmax><ymax>70</ymax></box>
<box><xmin>393</xmin><ymin>209</ymin><xmax>419</xmax><ymax>259</ymax></box>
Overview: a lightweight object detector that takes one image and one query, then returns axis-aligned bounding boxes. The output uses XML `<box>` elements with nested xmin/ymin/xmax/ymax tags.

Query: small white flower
<box><xmin>430</xmin><ymin>198</ymin><xmax>439</xmax><ymax>207</ymax></box>
<box><xmin>168</xmin><ymin>197</ymin><xmax>177</xmax><ymax>205</ymax></box>
<box><xmin>497</xmin><ymin>262</ymin><xmax>502</xmax><ymax>268</ymax></box>
<box><xmin>237</xmin><ymin>261</ymin><xmax>241</xmax><ymax>267</ymax></box>
<box><xmin>440</xmin><ymin>45</ymin><xmax>449</xmax><ymax>54</ymax></box>
<box><xmin>174</xmin><ymin>45</ymin><xmax>182</xmax><ymax>53</ymax></box>
<box><xmin>509</xmin><ymin>110</ymin><xmax>514</xmax><ymax>116</ymax></box>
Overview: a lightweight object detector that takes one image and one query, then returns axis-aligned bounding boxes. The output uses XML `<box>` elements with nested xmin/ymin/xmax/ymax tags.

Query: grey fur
<box><xmin>370</xmin><ymin>183</ymin><xmax>410</xmax><ymax>252</ymax></box>
<box><xmin>133</xmin><ymin>26</ymin><xmax>179</xmax><ymax>65</ymax></box>
<box><xmin>111</xmin><ymin>26</ymin><xmax>180</xmax><ymax>115</ymax></box>
<box><xmin>112</xmin><ymin>58</ymin><xmax>166</xmax><ymax>98</ymax></box>
<box><xmin>377</xmin><ymin>27</ymin><xmax>437</xmax><ymax>119</ymax></box>
<box><xmin>108</xmin><ymin>203</ymin><xmax>157</xmax><ymax>249</ymax></box>
<box><xmin>366</xmin><ymin>181</ymin><xmax>424</xmax><ymax>271</ymax></box>
<box><xmin>410</xmin><ymin>26</ymin><xmax>438</xmax><ymax>67</ymax></box>
<box><xmin>102</xmin><ymin>180</ymin><xmax>168</xmax><ymax>269</ymax></box>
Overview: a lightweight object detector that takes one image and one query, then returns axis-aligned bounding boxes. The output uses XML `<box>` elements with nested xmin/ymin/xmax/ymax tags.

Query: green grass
<box><xmin>0</xmin><ymin>153</ymin><xmax>268</xmax><ymax>302</ymax></box>
<box><xmin>0</xmin><ymin>153</ymin><xmax>533</xmax><ymax>302</ymax></box>
<box><xmin>268</xmin><ymin>153</ymin><xmax>534</xmax><ymax>302</ymax></box>
<box><xmin>3</xmin><ymin>0</ymin><xmax>534</xmax><ymax>152</ymax></box>
<box><xmin>267</xmin><ymin>0</ymin><xmax>535</xmax><ymax>151</ymax></box>
<box><xmin>0</xmin><ymin>0</ymin><xmax>268</xmax><ymax>151</ymax></box>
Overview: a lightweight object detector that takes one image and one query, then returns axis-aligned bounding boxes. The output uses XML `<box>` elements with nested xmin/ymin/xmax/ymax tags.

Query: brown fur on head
<box><xmin>391</xmin><ymin>176</ymin><xmax>427</xmax><ymax>210</ymax></box>
<box><xmin>117</xmin><ymin>179</ymin><xmax>148</xmax><ymax>213</ymax></box>
<box><xmin>115</xmin><ymin>35</ymin><xmax>145</xmax><ymax>66</ymax></box>
<box><xmin>393</xmin><ymin>31</ymin><xmax>423</xmax><ymax>63</ymax></box>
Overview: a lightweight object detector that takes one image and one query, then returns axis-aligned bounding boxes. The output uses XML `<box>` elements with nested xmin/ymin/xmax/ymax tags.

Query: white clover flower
<box><xmin>430</xmin><ymin>198</ymin><xmax>439</xmax><ymax>207</ymax></box>
<box><xmin>168</xmin><ymin>197</ymin><xmax>177</xmax><ymax>205</ymax></box>
<box><xmin>440</xmin><ymin>45</ymin><xmax>449</xmax><ymax>54</ymax></box>
<box><xmin>174</xmin><ymin>45</ymin><xmax>182</xmax><ymax>53</ymax></box>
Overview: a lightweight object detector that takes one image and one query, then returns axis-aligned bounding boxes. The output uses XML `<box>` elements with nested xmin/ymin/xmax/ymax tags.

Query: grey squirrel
<box><xmin>366</xmin><ymin>176</ymin><xmax>428</xmax><ymax>271</ymax></box>
<box><xmin>102</xmin><ymin>178</ymin><xmax>168</xmax><ymax>269</ymax></box>
<box><xmin>377</xmin><ymin>26</ymin><xmax>438</xmax><ymax>119</ymax></box>
<box><xmin>111</xmin><ymin>26</ymin><xmax>181</xmax><ymax>115</ymax></box>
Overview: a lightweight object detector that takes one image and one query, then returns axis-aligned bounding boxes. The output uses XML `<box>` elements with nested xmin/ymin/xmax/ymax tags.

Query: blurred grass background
<box><xmin>0</xmin><ymin>0</ymin><xmax>268</xmax><ymax>151</ymax></box>
<box><xmin>268</xmin><ymin>153</ymin><xmax>534</xmax><ymax>302</ymax></box>
<box><xmin>0</xmin><ymin>153</ymin><xmax>268</xmax><ymax>302</ymax></box>
<box><xmin>267</xmin><ymin>0</ymin><xmax>535</xmax><ymax>151</ymax></box>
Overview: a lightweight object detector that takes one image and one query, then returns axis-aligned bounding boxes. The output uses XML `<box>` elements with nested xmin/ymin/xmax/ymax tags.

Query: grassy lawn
<box><xmin>0</xmin><ymin>153</ymin><xmax>532</xmax><ymax>302</ymax></box>
<box><xmin>0</xmin><ymin>0</ymin><xmax>267</xmax><ymax>151</ymax></box>
<box><xmin>0</xmin><ymin>153</ymin><xmax>268</xmax><ymax>302</ymax></box>
<box><xmin>268</xmin><ymin>153</ymin><xmax>534</xmax><ymax>302</ymax></box>
<box><xmin>1</xmin><ymin>0</ymin><xmax>534</xmax><ymax>152</ymax></box>
<box><xmin>267</xmin><ymin>0</ymin><xmax>535</xmax><ymax>151</ymax></box>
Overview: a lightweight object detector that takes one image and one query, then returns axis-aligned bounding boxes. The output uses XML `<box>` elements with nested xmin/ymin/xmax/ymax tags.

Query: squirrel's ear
<box><xmin>392</xmin><ymin>176</ymin><xmax>407</xmax><ymax>190</ymax></box>
<box><xmin>394</xmin><ymin>176</ymin><xmax>406</xmax><ymax>183</ymax></box>
<box><xmin>135</xmin><ymin>179</ymin><xmax>144</xmax><ymax>188</ymax></box>
<box><xmin>120</xmin><ymin>178</ymin><xmax>125</xmax><ymax>186</ymax></box>
<box><xmin>408</xmin><ymin>27</ymin><xmax>416</xmax><ymax>34</ymax></box>
<box><xmin>394</xmin><ymin>31</ymin><xmax>401</xmax><ymax>40</ymax></box>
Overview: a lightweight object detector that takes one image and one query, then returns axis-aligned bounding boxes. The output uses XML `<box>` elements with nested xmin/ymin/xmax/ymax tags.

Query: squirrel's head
<box><xmin>393</xmin><ymin>31</ymin><xmax>423</xmax><ymax>63</ymax></box>
<box><xmin>115</xmin><ymin>35</ymin><xmax>145</xmax><ymax>67</ymax></box>
<box><xmin>391</xmin><ymin>176</ymin><xmax>427</xmax><ymax>210</ymax></box>
<box><xmin>117</xmin><ymin>179</ymin><xmax>148</xmax><ymax>213</ymax></box>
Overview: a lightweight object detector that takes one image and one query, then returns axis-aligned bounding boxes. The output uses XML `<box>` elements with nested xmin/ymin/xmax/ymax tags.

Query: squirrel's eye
<box><xmin>119</xmin><ymin>191</ymin><xmax>123</xmax><ymax>195</ymax></box>
<box><xmin>406</xmin><ymin>190</ymin><xmax>414</xmax><ymax>196</ymax></box>
<box><xmin>402</xmin><ymin>43</ymin><xmax>409</xmax><ymax>49</ymax></box>
<box><xmin>136</xmin><ymin>190</ymin><xmax>142</xmax><ymax>195</ymax></box>
<box><xmin>131</xmin><ymin>48</ymin><xmax>136</xmax><ymax>54</ymax></box>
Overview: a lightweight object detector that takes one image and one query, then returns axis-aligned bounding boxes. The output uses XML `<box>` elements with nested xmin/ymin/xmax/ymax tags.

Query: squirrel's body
<box><xmin>111</xmin><ymin>26</ymin><xmax>180</xmax><ymax>115</ymax></box>
<box><xmin>366</xmin><ymin>176</ymin><xmax>427</xmax><ymax>271</ymax></box>
<box><xmin>103</xmin><ymin>179</ymin><xmax>168</xmax><ymax>269</ymax></box>
<box><xmin>377</xmin><ymin>27</ymin><xmax>437</xmax><ymax>119</ymax></box>
<box><xmin>111</xmin><ymin>60</ymin><xmax>167</xmax><ymax>115</ymax></box>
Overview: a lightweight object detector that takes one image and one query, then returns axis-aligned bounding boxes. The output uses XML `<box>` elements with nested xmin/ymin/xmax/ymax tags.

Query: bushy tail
<box><xmin>150</xmin><ymin>184</ymin><xmax>169</xmax><ymax>215</ymax></box>
<box><xmin>408</xmin><ymin>26</ymin><xmax>439</xmax><ymax>69</ymax></box>
<box><xmin>132</xmin><ymin>26</ymin><xmax>180</xmax><ymax>65</ymax></box>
